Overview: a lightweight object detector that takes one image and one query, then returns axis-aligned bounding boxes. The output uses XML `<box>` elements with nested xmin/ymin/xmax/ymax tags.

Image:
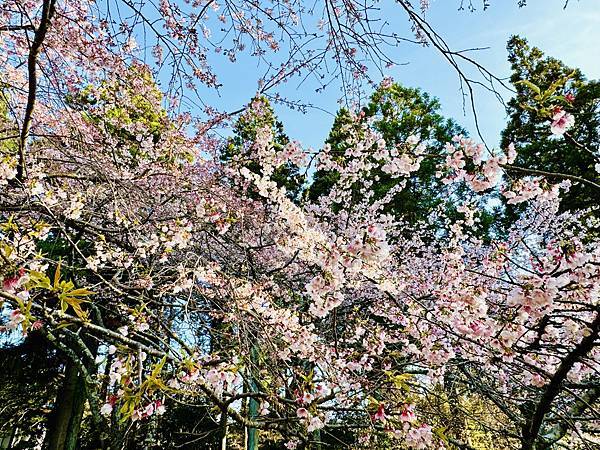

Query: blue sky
<box><xmin>195</xmin><ymin>0</ymin><xmax>600</xmax><ymax>151</ymax></box>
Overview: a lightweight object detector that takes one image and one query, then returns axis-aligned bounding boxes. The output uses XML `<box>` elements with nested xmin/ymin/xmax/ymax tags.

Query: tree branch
<box><xmin>16</xmin><ymin>0</ymin><xmax>56</xmax><ymax>181</ymax></box>
<box><xmin>502</xmin><ymin>164</ymin><xmax>600</xmax><ymax>191</ymax></box>
<box><xmin>521</xmin><ymin>310</ymin><xmax>600</xmax><ymax>450</ymax></box>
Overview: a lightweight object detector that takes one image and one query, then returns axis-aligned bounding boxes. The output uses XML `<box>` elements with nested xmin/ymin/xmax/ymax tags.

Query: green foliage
<box><xmin>27</xmin><ymin>261</ymin><xmax>94</xmax><ymax>320</ymax></box>
<box><xmin>72</xmin><ymin>64</ymin><xmax>192</xmax><ymax>165</ymax></box>
<box><xmin>0</xmin><ymin>87</ymin><xmax>18</xmax><ymax>176</ymax></box>
<box><xmin>417</xmin><ymin>381</ymin><xmax>519</xmax><ymax>450</ymax></box>
<box><xmin>118</xmin><ymin>357</ymin><xmax>168</xmax><ymax>422</ymax></box>
<box><xmin>305</xmin><ymin>107</ymin><xmax>354</xmax><ymax>203</ymax></box>
<box><xmin>500</xmin><ymin>35</ymin><xmax>600</xmax><ymax>225</ymax></box>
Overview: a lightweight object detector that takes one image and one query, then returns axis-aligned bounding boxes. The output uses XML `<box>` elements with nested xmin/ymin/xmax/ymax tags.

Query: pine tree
<box><xmin>223</xmin><ymin>96</ymin><xmax>305</xmax><ymax>202</ymax></box>
<box><xmin>307</xmin><ymin>82</ymin><xmax>474</xmax><ymax>231</ymax></box>
<box><xmin>500</xmin><ymin>36</ymin><xmax>600</xmax><ymax>225</ymax></box>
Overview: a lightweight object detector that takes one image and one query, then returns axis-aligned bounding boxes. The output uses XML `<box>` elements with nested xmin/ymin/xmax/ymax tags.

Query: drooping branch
<box><xmin>0</xmin><ymin>290</ymin><xmax>304</xmax><ymax>438</ymax></box>
<box><xmin>396</xmin><ymin>0</ymin><xmax>513</xmax><ymax>147</ymax></box>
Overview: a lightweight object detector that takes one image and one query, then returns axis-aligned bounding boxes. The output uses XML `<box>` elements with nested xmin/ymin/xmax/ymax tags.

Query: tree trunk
<box><xmin>45</xmin><ymin>363</ymin><xmax>86</xmax><ymax>450</ymax></box>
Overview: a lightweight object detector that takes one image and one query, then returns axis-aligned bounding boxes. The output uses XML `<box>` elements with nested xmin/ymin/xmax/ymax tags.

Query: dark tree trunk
<box><xmin>45</xmin><ymin>363</ymin><xmax>86</xmax><ymax>450</ymax></box>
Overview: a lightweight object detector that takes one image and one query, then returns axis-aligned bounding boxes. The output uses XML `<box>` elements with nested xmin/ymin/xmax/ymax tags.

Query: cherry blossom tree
<box><xmin>0</xmin><ymin>1</ymin><xmax>598</xmax><ymax>449</ymax></box>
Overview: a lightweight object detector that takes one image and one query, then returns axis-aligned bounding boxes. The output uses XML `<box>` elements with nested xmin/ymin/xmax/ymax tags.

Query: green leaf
<box><xmin>69</xmin><ymin>288</ymin><xmax>95</xmax><ymax>297</ymax></box>
<box><xmin>27</xmin><ymin>270</ymin><xmax>52</xmax><ymax>290</ymax></box>
<box><xmin>515</xmin><ymin>80</ymin><xmax>541</xmax><ymax>95</ymax></box>
<box><xmin>433</xmin><ymin>426</ymin><xmax>449</xmax><ymax>442</ymax></box>
<box><xmin>53</xmin><ymin>260</ymin><xmax>62</xmax><ymax>289</ymax></box>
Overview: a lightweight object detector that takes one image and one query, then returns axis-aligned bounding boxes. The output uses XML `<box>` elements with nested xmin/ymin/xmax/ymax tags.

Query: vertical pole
<box><xmin>220</xmin><ymin>412</ymin><xmax>228</xmax><ymax>450</ymax></box>
<box><xmin>247</xmin><ymin>346</ymin><xmax>258</xmax><ymax>450</ymax></box>
<box><xmin>314</xmin><ymin>429</ymin><xmax>322</xmax><ymax>450</ymax></box>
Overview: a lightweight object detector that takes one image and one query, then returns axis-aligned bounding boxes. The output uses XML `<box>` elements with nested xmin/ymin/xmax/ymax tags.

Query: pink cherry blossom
<box><xmin>100</xmin><ymin>403</ymin><xmax>113</xmax><ymax>417</ymax></box>
<box><xmin>296</xmin><ymin>407</ymin><xmax>309</xmax><ymax>418</ymax></box>
<box><xmin>373</xmin><ymin>403</ymin><xmax>387</xmax><ymax>422</ymax></box>
<box><xmin>550</xmin><ymin>108</ymin><xmax>575</xmax><ymax>136</ymax></box>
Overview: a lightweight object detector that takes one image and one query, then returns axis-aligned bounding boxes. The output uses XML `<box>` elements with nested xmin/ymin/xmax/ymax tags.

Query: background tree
<box><xmin>308</xmin><ymin>81</ymin><xmax>496</xmax><ymax>238</ymax></box>
<box><xmin>0</xmin><ymin>65</ymin><xmax>189</xmax><ymax>450</ymax></box>
<box><xmin>223</xmin><ymin>96</ymin><xmax>305</xmax><ymax>202</ymax></box>
<box><xmin>500</xmin><ymin>35</ymin><xmax>600</xmax><ymax>226</ymax></box>
<box><xmin>1</xmin><ymin>1</ymin><xmax>598</xmax><ymax>449</ymax></box>
<box><xmin>0</xmin><ymin>333</ymin><xmax>62</xmax><ymax>449</ymax></box>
